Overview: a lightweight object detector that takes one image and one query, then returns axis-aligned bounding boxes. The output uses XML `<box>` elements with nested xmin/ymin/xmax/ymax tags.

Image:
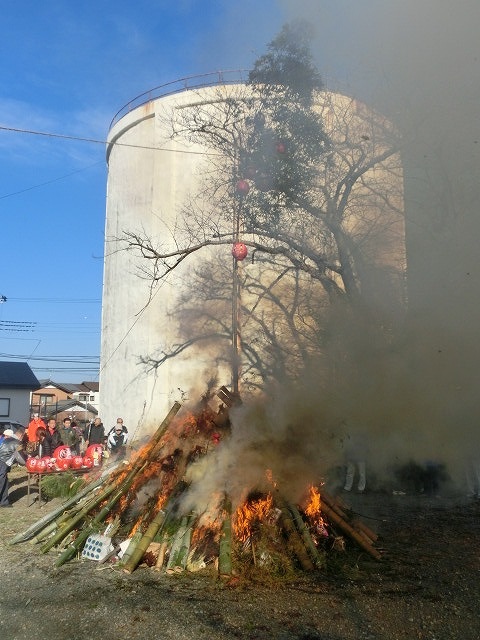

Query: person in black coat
<box><xmin>45</xmin><ymin>418</ymin><xmax>63</xmax><ymax>456</ymax></box>
<box><xmin>85</xmin><ymin>417</ymin><xmax>105</xmax><ymax>447</ymax></box>
<box><xmin>0</xmin><ymin>427</ymin><xmax>26</xmax><ymax>506</ymax></box>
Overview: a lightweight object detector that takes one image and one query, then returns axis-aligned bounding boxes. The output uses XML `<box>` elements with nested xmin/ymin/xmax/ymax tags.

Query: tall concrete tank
<box><xmin>101</xmin><ymin>73</ymin><xmax>248</xmax><ymax>437</ymax></box>
<box><xmin>100</xmin><ymin>73</ymin><xmax>405</xmax><ymax>438</ymax></box>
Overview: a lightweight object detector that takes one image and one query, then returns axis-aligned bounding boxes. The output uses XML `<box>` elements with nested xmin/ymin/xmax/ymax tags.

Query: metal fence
<box><xmin>109</xmin><ymin>69</ymin><xmax>250</xmax><ymax>130</ymax></box>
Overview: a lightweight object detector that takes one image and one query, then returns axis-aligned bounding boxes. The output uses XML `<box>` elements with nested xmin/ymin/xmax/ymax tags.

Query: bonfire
<box><xmin>10</xmin><ymin>388</ymin><xmax>381</xmax><ymax>578</ymax></box>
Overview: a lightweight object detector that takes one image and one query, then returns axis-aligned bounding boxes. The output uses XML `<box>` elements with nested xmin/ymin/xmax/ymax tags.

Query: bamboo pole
<box><xmin>55</xmin><ymin>468</ymin><xmax>145</xmax><ymax>567</ymax></box>
<box><xmin>121</xmin><ymin>402</ymin><xmax>182</xmax><ymax>476</ymax></box>
<box><xmin>123</xmin><ymin>494</ymin><xmax>160</xmax><ymax>541</ymax></box>
<box><xmin>279</xmin><ymin>503</ymin><xmax>314</xmax><ymax>571</ymax></box>
<box><xmin>154</xmin><ymin>539</ymin><xmax>169</xmax><ymax>571</ymax></box>
<box><xmin>165</xmin><ymin>517</ymin><xmax>189</xmax><ymax>574</ymax></box>
<box><xmin>321</xmin><ymin>492</ymin><xmax>380</xmax><ymax>552</ymax></box>
<box><xmin>119</xmin><ymin>531</ymin><xmax>143</xmax><ymax>567</ymax></box>
<box><xmin>288</xmin><ymin>504</ymin><xmax>326</xmax><ymax>569</ymax></box>
<box><xmin>218</xmin><ymin>497</ymin><xmax>232</xmax><ymax>578</ymax></box>
<box><xmin>41</xmin><ymin>471</ymin><xmax>131</xmax><ymax>554</ymax></box>
<box><xmin>122</xmin><ymin>508</ymin><xmax>168</xmax><ymax>574</ymax></box>
<box><xmin>327</xmin><ymin>493</ymin><xmax>378</xmax><ymax>540</ymax></box>
<box><xmin>320</xmin><ymin>501</ymin><xmax>382</xmax><ymax>560</ymax></box>
<box><xmin>351</xmin><ymin>518</ymin><xmax>378</xmax><ymax>543</ymax></box>
<box><xmin>165</xmin><ymin>516</ymin><xmax>193</xmax><ymax>574</ymax></box>
<box><xmin>41</xmin><ymin>403</ymin><xmax>181</xmax><ymax>556</ymax></box>
<box><xmin>9</xmin><ymin>471</ymin><xmax>111</xmax><ymax>545</ymax></box>
<box><xmin>33</xmin><ymin>476</ymin><xmax>125</xmax><ymax>544</ymax></box>
<box><xmin>31</xmin><ymin>489</ymin><xmax>106</xmax><ymax>544</ymax></box>
<box><xmin>356</xmin><ymin>528</ymin><xmax>378</xmax><ymax>547</ymax></box>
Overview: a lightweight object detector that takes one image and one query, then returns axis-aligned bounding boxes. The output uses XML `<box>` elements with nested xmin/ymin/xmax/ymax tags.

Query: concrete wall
<box><xmin>101</xmin><ymin>89</ymin><xmax>223</xmax><ymax>438</ymax></box>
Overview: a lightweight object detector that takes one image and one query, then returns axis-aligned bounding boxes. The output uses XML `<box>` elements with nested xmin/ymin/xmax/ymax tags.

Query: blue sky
<box><xmin>0</xmin><ymin>1</ymin><xmax>287</xmax><ymax>383</ymax></box>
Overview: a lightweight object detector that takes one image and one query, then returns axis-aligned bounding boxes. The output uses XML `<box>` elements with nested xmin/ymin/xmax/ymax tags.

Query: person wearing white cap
<box><xmin>0</xmin><ymin>426</ymin><xmax>26</xmax><ymax>507</ymax></box>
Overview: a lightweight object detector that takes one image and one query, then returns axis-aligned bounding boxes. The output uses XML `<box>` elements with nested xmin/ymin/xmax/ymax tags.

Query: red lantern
<box><xmin>36</xmin><ymin>458</ymin><xmax>48</xmax><ymax>474</ymax></box>
<box><xmin>41</xmin><ymin>457</ymin><xmax>52</xmax><ymax>473</ymax></box>
<box><xmin>85</xmin><ymin>444</ymin><xmax>103</xmax><ymax>466</ymax></box>
<box><xmin>235</xmin><ymin>179</ymin><xmax>250</xmax><ymax>195</ymax></box>
<box><xmin>71</xmin><ymin>455</ymin><xmax>84</xmax><ymax>470</ymax></box>
<box><xmin>82</xmin><ymin>456</ymin><xmax>94</xmax><ymax>469</ymax></box>
<box><xmin>56</xmin><ymin>458</ymin><xmax>71</xmax><ymax>471</ymax></box>
<box><xmin>275</xmin><ymin>140</ymin><xmax>287</xmax><ymax>154</ymax></box>
<box><xmin>26</xmin><ymin>457</ymin><xmax>38</xmax><ymax>473</ymax></box>
<box><xmin>232</xmin><ymin>242</ymin><xmax>248</xmax><ymax>261</ymax></box>
<box><xmin>53</xmin><ymin>445</ymin><xmax>72</xmax><ymax>463</ymax></box>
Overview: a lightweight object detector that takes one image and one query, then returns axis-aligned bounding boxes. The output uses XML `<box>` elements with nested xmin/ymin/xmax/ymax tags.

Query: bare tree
<box><xmin>120</xmin><ymin>23</ymin><xmax>405</xmax><ymax>390</ymax></box>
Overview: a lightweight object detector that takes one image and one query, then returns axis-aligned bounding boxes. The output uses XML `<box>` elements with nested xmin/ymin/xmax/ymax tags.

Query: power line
<box><xmin>32</xmin><ymin>367</ymin><xmax>100</xmax><ymax>374</ymax></box>
<box><xmin>0</xmin><ymin>124</ymin><xmax>215</xmax><ymax>201</ymax></box>
<box><xmin>0</xmin><ymin>352</ymin><xmax>99</xmax><ymax>363</ymax></box>
<box><xmin>0</xmin><ymin>161</ymin><xmax>104</xmax><ymax>200</ymax></box>
<box><xmin>0</xmin><ymin>124</ymin><xmax>218</xmax><ymax>156</ymax></box>
<box><xmin>34</xmin><ymin>369</ymin><xmax>98</xmax><ymax>372</ymax></box>
<box><xmin>0</xmin><ymin>126</ymin><xmax>184</xmax><ymax>376</ymax></box>
<box><xmin>5</xmin><ymin>297</ymin><xmax>101</xmax><ymax>303</ymax></box>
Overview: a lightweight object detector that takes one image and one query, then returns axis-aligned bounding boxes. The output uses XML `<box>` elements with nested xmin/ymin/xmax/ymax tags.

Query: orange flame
<box><xmin>129</xmin><ymin>518</ymin><xmax>142</xmax><ymax>537</ymax></box>
<box><xmin>305</xmin><ymin>485</ymin><xmax>321</xmax><ymax>519</ymax></box>
<box><xmin>304</xmin><ymin>485</ymin><xmax>328</xmax><ymax>538</ymax></box>
<box><xmin>233</xmin><ymin>493</ymin><xmax>274</xmax><ymax>542</ymax></box>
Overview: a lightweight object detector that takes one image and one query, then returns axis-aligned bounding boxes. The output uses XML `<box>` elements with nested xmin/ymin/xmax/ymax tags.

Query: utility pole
<box><xmin>231</xmin><ymin>180</ymin><xmax>249</xmax><ymax>397</ymax></box>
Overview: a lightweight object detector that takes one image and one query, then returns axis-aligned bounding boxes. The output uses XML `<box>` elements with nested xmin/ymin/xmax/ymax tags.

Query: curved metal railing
<box><xmin>109</xmin><ymin>69</ymin><xmax>251</xmax><ymax>130</ymax></box>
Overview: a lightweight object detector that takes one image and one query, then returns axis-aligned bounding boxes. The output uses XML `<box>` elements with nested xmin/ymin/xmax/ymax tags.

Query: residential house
<box><xmin>32</xmin><ymin>380</ymin><xmax>99</xmax><ymax>428</ymax></box>
<box><xmin>0</xmin><ymin>361</ymin><xmax>40</xmax><ymax>427</ymax></box>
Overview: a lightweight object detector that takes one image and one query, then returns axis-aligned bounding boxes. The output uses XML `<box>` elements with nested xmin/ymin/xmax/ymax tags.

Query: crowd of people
<box><xmin>0</xmin><ymin>414</ymin><xmax>129</xmax><ymax>507</ymax></box>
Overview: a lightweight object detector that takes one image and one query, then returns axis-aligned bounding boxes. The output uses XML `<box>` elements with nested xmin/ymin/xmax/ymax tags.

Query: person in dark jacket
<box><xmin>34</xmin><ymin>427</ymin><xmax>50</xmax><ymax>457</ymax></box>
<box><xmin>58</xmin><ymin>417</ymin><xmax>81</xmax><ymax>452</ymax></box>
<box><xmin>0</xmin><ymin>427</ymin><xmax>26</xmax><ymax>506</ymax></box>
<box><xmin>69</xmin><ymin>420</ymin><xmax>82</xmax><ymax>455</ymax></box>
<box><xmin>85</xmin><ymin>417</ymin><xmax>105</xmax><ymax>447</ymax></box>
<box><xmin>45</xmin><ymin>418</ymin><xmax>63</xmax><ymax>455</ymax></box>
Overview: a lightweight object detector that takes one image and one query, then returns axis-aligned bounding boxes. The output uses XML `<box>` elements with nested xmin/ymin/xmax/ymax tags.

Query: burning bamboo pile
<box><xmin>10</xmin><ymin>393</ymin><xmax>382</xmax><ymax>578</ymax></box>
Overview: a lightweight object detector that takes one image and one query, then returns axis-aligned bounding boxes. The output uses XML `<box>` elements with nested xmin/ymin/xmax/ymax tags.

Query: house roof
<box><xmin>36</xmin><ymin>380</ymin><xmax>99</xmax><ymax>394</ymax></box>
<box><xmin>37</xmin><ymin>380</ymin><xmax>77</xmax><ymax>394</ymax></box>
<box><xmin>50</xmin><ymin>399</ymin><xmax>98</xmax><ymax>416</ymax></box>
<box><xmin>0</xmin><ymin>361</ymin><xmax>40</xmax><ymax>390</ymax></box>
<box><xmin>78</xmin><ymin>381</ymin><xmax>99</xmax><ymax>392</ymax></box>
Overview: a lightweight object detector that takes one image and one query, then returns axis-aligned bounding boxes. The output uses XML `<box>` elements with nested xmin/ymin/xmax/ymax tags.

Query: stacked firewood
<box><xmin>10</xmin><ymin>397</ymin><xmax>382</xmax><ymax>576</ymax></box>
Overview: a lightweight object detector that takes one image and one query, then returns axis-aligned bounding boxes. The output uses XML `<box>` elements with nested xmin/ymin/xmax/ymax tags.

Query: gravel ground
<box><xmin>1</xmin><ymin>466</ymin><xmax>480</xmax><ymax>640</ymax></box>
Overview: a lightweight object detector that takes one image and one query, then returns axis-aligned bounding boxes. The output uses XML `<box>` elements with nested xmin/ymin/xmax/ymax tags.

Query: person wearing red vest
<box><xmin>26</xmin><ymin>414</ymin><xmax>46</xmax><ymax>443</ymax></box>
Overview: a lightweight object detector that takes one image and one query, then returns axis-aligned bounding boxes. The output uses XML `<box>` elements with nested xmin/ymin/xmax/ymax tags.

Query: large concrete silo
<box><xmin>100</xmin><ymin>74</ymin><xmax>405</xmax><ymax>438</ymax></box>
<box><xmin>100</xmin><ymin>74</ymin><xmax>247</xmax><ymax>437</ymax></box>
